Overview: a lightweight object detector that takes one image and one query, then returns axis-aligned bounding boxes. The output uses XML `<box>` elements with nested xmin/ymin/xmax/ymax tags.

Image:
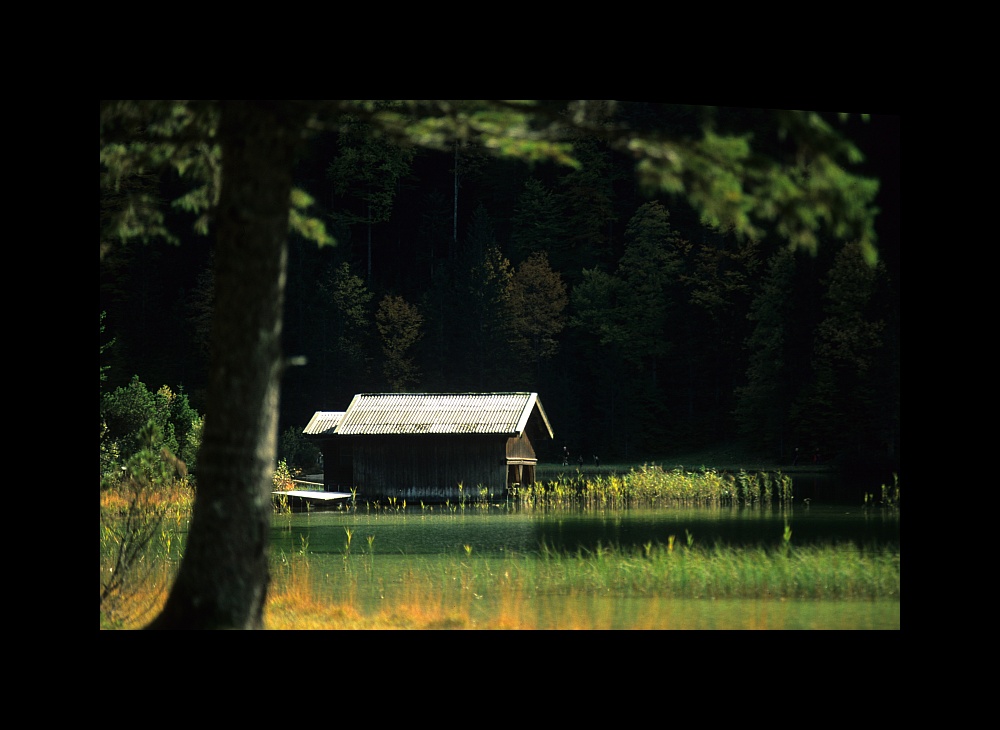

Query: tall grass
<box><xmin>99</xmin><ymin>480</ymin><xmax>195</xmax><ymax>516</ymax></box>
<box><xmin>258</xmin><ymin>537</ymin><xmax>899</xmax><ymax>629</ymax></box>
<box><xmin>518</xmin><ymin>465</ymin><xmax>794</xmax><ymax>510</ymax></box>
<box><xmin>99</xmin><ymin>476</ymin><xmax>193</xmax><ymax>629</ymax></box>
<box><xmin>114</xmin><ymin>537</ymin><xmax>899</xmax><ymax>630</ymax></box>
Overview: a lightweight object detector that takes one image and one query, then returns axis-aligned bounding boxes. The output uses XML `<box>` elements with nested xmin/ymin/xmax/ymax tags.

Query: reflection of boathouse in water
<box><xmin>304</xmin><ymin>392</ymin><xmax>555</xmax><ymax>503</ymax></box>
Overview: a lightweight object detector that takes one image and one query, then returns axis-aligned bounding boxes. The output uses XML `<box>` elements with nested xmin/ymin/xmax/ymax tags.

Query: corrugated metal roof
<box><xmin>303</xmin><ymin>411</ymin><xmax>345</xmax><ymax>436</ymax></box>
<box><xmin>332</xmin><ymin>392</ymin><xmax>554</xmax><ymax>438</ymax></box>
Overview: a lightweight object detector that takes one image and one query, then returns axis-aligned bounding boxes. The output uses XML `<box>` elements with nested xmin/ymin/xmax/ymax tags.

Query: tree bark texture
<box><xmin>147</xmin><ymin>101</ymin><xmax>307</xmax><ymax>629</ymax></box>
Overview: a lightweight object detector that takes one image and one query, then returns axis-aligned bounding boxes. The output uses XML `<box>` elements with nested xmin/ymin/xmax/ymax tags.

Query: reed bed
<box><xmin>517</xmin><ymin>465</ymin><xmax>793</xmax><ymax>510</ymax></box>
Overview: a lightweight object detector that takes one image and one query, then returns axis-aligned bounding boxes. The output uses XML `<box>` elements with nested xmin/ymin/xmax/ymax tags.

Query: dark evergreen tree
<box><xmin>452</xmin><ymin>206</ymin><xmax>516</xmax><ymax>389</ymax></box>
<box><xmin>569</xmin><ymin>266</ymin><xmax>632</xmax><ymax>458</ymax></box>
<box><xmin>316</xmin><ymin>260</ymin><xmax>376</xmax><ymax>406</ymax></box>
<box><xmin>418</xmin><ymin>259</ymin><xmax>459</xmax><ymax>392</ymax></box>
<box><xmin>554</xmin><ymin>139</ymin><xmax>617</xmax><ymax>283</ymax></box>
<box><xmin>327</xmin><ymin>105</ymin><xmax>416</xmax><ymax>286</ymax></box>
<box><xmin>509</xmin><ymin>178</ymin><xmax>568</xmax><ymax>265</ymax></box>
<box><xmin>186</xmin><ymin>250</ymin><xmax>215</xmax><ymax>368</ymax></box>
<box><xmin>615</xmin><ymin>201</ymin><xmax>685</xmax><ymax>389</ymax></box>
<box><xmin>734</xmin><ymin>247</ymin><xmax>798</xmax><ymax>456</ymax></box>
<box><xmin>679</xmin><ymin>233</ymin><xmax>761</xmax><ymax>442</ymax></box>
<box><xmin>416</xmin><ymin>187</ymin><xmax>455</xmax><ymax>280</ymax></box>
<box><xmin>790</xmin><ymin>241</ymin><xmax>886</xmax><ymax>462</ymax></box>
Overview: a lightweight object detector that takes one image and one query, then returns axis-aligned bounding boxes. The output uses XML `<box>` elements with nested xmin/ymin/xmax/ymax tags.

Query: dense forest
<box><xmin>100</xmin><ymin>103</ymin><xmax>899</xmax><ymax>473</ymax></box>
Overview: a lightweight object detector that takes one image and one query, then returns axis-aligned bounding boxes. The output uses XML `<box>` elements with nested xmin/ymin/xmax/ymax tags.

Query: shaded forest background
<box><xmin>99</xmin><ymin>104</ymin><xmax>899</xmax><ymax>474</ymax></box>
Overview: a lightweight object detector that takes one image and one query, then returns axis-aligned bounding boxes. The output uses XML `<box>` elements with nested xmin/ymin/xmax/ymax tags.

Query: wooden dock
<box><xmin>273</xmin><ymin>479</ymin><xmax>353</xmax><ymax>511</ymax></box>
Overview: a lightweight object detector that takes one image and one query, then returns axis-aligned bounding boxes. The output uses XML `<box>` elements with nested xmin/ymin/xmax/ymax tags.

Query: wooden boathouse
<box><xmin>303</xmin><ymin>392</ymin><xmax>554</xmax><ymax>503</ymax></box>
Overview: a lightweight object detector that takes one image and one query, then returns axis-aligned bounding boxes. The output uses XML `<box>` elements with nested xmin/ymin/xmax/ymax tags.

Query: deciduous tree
<box><xmin>508</xmin><ymin>251</ymin><xmax>568</xmax><ymax>383</ymax></box>
<box><xmin>376</xmin><ymin>294</ymin><xmax>424</xmax><ymax>392</ymax></box>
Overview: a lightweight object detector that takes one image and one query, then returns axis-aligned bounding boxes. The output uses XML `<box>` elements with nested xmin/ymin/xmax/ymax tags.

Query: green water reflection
<box><xmin>271</xmin><ymin>503</ymin><xmax>899</xmax><ymax>559</ymax></box>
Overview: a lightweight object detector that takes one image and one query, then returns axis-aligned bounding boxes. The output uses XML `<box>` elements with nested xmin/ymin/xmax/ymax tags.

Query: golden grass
<box><xmin>110</xmin><ymin>551</ymin><xmax>899</xmax><ymax>630</ymax></box>
<box><xmin>261</xmin><ymin>543</ymin><xmax>898</xmax><ymax>629</ymax></box>
<box><xmin>100</xmin><ymin>480</ymin><xmax>196</xmax><ymax>515</ymax></box>
<box><xmin>100</xmin><ymin>559</ymin><xmax>175</xmax><ymax>630</ymax></box>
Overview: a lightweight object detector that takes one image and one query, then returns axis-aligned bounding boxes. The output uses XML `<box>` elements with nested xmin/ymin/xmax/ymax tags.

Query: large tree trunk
<box><xmin>147</xmin><ymin>101</ymin><xmax>307</xmax><ymax>629</ymax></box>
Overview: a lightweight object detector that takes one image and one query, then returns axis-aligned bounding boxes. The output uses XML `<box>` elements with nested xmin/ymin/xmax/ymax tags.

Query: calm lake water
<box><xmin>266</xmin><ymin>500</ymin><xmax>899</xmax><ymax>630</ymax></box>
<box><xmin>263</xmin><ymin>469</ymin><xmax>900</xmax><ymax>629</ymax></box>
<box><xmin>272</xmin><ymin>470</ymin><xmax>899</xmax><ymax>558</ymax></box>
<box><xmin>271</xmin><ymin>502</ymin><xmax>899</xmax><ymax>559</ymax></box>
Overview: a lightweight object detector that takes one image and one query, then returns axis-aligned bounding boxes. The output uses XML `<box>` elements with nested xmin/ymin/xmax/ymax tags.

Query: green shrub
<box><xmin>100</xmin><ymin>376</ymin><xmax>203</xmax><ymax>483</ymax></box>
<box><xmin>273</xmin><ymin>459</ymin><xmax>295</xmax><ymax>491</ymax></box>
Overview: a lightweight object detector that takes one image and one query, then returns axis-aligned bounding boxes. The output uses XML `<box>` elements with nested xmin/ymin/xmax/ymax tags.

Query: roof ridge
<box><xmin>355</xmin><ymin>391</ymin><xmax>534</xmax><ymax>396</ymax></box>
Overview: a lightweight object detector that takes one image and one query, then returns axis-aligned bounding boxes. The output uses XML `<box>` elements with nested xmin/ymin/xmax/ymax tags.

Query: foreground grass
<box><xmin>260</xmin><ymin>539</ymin><xmax>899</xmax><ymax>630</ymax></box>
<box><xmin>102</xmin><ymin>462</ymin><xmax>899</xmax><ymax>629</ymax></box>
<box><xmin>104</xmin><ymin>537</ymin><xmax>899</xmax><ymax>629</ymax></box>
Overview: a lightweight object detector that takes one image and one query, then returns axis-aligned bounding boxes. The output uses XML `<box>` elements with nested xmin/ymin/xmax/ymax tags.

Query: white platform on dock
<box><xmin>275</xmin><ymin>490</ymin><xmax>353</xmax><ymax>501</ymax></box>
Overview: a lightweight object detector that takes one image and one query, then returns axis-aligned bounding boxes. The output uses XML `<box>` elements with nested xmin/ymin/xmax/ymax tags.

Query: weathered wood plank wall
<box><xmin>352</xmin><ymin>434</ymin><xmax>509</xmax><ymax>501</ymax></box>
